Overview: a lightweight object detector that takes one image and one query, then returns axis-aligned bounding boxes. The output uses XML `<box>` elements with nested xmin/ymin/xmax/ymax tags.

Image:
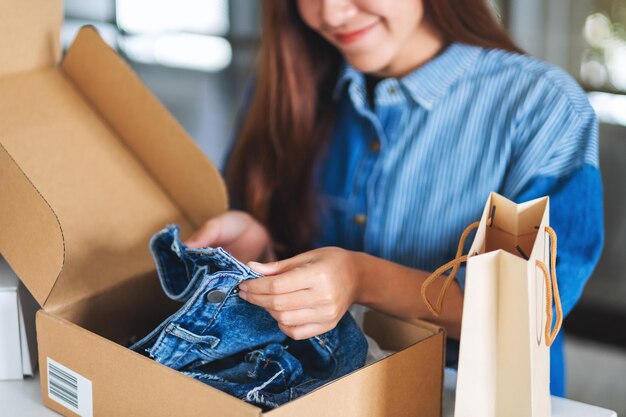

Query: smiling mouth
<box><xmin>334</xmin><ymin>21</ymin><xmax>380</xmax><ymax>45</ymax></box>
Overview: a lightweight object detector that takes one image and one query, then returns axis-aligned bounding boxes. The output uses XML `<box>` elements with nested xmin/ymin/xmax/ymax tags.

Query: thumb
<box><xmin>247</xmin><ymin>255</ymin><xmax>302</xmax><ymax>275</ymax></box>
<box><xmin>248</xmin><ymin>251</ymin><xmax>310</xmax><ymax>275</ymax></box>
<box><xmin>247</xmin><ymin>260</ymin><xmax>283</xmax><ymax>275</ymax></box>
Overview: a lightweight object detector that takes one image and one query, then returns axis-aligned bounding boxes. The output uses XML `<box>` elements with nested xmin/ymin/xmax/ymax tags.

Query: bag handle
<box><xmin>421</xmin><ymin>221</ymin><xmax>480</xmax><ymax>317</ymax></box>
<box><xmin>536</xmin><ymin>226</ymin><xmax>563</xmax><ymax>347</ymax></box>
<box><xmin>421</xmin><ymin>222</ymin><xmax>564</xmax><ymax>347</ymax></box>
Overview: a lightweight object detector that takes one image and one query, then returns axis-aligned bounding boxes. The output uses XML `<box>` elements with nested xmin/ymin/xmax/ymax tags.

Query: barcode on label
<box><xmin>47</xmin><ymin>357</ymin><xmax>93</xmax><ymax>417</ymax></box>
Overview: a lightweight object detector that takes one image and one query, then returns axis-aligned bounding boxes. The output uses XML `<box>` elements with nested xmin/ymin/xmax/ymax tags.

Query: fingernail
<box><xmin>239</xmin><ymin>283</ymin><xmax>248</xmax><ymax>291</ymax></box>
<box><xmin>238</xmin><ymin>290</ymin><xmax>247</xmax><ymax>299</ymax></box>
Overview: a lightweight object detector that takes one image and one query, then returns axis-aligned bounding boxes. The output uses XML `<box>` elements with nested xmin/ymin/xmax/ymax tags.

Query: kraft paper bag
<box><xmin>422</xmin><ymin>192</ymin><xmax>562</xmax><ymax>417</ymax></box>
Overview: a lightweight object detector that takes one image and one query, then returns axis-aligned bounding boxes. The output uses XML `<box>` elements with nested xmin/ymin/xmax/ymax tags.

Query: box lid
<box><xmin>0</xmin><ymin>2</ymin><xmax>228</xmax><ymax>310</ymax></box>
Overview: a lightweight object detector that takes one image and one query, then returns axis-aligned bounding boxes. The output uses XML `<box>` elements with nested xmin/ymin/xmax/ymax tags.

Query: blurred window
<box><xmin>507</xmin><ymin>0</ymin><xmax>626</xmax><ymax>125</ymax></box>
<box><xmin>581</xmin><ymin>1</ymin><xmax>626</xmax><ymax>93</ymax></box>
<box><xmin>116</xmin><ymin>0</ymin><xmax>229</xmax><ymax>35</ymax></box>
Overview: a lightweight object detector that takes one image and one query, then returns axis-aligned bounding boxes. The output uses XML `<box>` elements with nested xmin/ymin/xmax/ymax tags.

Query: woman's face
<box><xmin>296</xmin><ymin>0</ymin><xmax>443</xmax><ymax>77</ymax></box>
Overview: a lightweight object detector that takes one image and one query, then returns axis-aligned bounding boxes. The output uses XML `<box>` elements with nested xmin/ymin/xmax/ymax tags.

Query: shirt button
<box><xmin>388</xmin><ymin>86</ymin><xmax>397</xmax><ymax>94</ymax></box>
<box><xmin>206</xmin><ymin>290</ymin><xmax>227</xmax><ymax>303</ymax></box>
<box><xmin>369</xmin><ymin>140</ymin><xmax>381</xmax><ymax>152</ymax></box>
<box><xmin>354</xmin><ymin>213</ymin><xmax>367</xmax><ymax>226</ymax></box>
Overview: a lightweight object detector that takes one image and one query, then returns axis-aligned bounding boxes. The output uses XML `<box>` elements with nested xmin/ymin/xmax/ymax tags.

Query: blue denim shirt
<box><xmin>314</xmin><ymin>43</ymin><xmax>604</xmax><ymax>396</ymax></box>
<box><xmin>226</xmin><ymin>42</ymin><xmax>604</xmax><ymax>396</ymax></box>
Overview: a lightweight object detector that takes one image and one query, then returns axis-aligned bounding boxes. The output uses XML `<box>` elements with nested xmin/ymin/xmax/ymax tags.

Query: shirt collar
<box><xmin>333</xmin><ymin>42</ymin><xmax>482</xmax><ymax>110</ymax></box>
<box><xmin>333</xmin><ymin>63</ymin><xmax>362</xmax><ymax>101</ymax></box>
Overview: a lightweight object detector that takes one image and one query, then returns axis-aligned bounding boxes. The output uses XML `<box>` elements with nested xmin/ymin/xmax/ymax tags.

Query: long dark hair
<box><xmin>226</xmin><ymin>1</ymin><xmax>523</xmax><ymax>259</ymax></box>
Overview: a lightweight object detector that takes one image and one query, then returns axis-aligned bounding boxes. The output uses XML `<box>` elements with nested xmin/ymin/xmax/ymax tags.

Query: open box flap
<box><xmin>0</xmin><ymin>0</ymin><xmax>62</xmax><ymax>78</ymax></box>
<box><xmin>61</xmin><ymin>27</ymin><xmax>228</xmax><ymax>229</ymax></box>
<box><xmin>0</xmin><ymin>26</ymin><xmax>228</xmax><ymax>310</ymax></box>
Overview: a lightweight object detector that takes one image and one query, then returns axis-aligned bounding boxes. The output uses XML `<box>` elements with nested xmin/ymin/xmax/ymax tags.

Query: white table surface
<box><xmin>442</xmin><ymin>368</ymin><xmax>617</xmax><ymax>417</ymax></box>
<box><xmin>0</xmin><ymin>368</ymin><xmax>617</xmax><ymax>416</ymax></box>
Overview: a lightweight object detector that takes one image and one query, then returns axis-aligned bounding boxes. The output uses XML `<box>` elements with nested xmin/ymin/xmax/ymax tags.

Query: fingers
<box><xmin>239</xmin><ymin>289</ymin><xmax>317</xmax><ymax>311</ymax></box>
<box><xmin>184</xmin><ymin>211</ymin><xmax>250</xmax><ymax>249</ymax></box>
<box><xmin>267</xmin><ymin>305</ymin><xmax>338</xmax><ymax>327</ymax></box>
<box><xmin>267</xmin><ymin>308</ymin><xmax>318</xmax><ymax>327</ymax></box>
<box><xmin>247</xmin><ymin>255</ymin><xmax>304</xmax><ymax>276</ymax></box>
<box><xmin>184</xmin><ymin>212</ymin><xmax>271</xmax><ymax>263</ymax></box>
<box><xmin>239</xmin><ymin>287</ymin><xmax>338</xmax><ymax>339</ymax></box>
<box><xmin>278</xmin><ymin>323</ymin><xmax>329</xmax><ymax>340</ymax></box>
<box><xmin>239</xmin><ymin>268</ymin><xmax>311</xmax><ymax>295</ymax></box>
<box><xmin>247</xmin><ymin>260</ymin><xmax>283</xmax><ymax>275</ymax></box>
<box><xmin>237</xmin><ymin>248</ymin><xmax>347</xmax><ymax>340</ymax></box>
<box><xmin>239</xmin><ymin>286</ymin><xmax>342</xmax><ymax>335</ymax></box>
<box><xmin>184</xmin><ymin>218</ymin><xmax>222</xmax><ymax>248</ymax></box>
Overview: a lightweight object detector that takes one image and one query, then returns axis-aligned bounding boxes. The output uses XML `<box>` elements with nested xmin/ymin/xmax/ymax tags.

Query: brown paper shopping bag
<box><xmin>422</xmin><ymin>192</ymin><xmax>562</xmax><ymax>417</ymax></box>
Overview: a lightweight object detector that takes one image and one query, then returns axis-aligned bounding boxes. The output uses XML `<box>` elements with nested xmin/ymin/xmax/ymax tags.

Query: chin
<box><xmin>343</xmin><ymin>52</ymin><xmax>394</xmax><ymax>75</ymax></box>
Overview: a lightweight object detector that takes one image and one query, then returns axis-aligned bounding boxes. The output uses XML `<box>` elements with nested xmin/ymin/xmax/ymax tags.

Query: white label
<box><xmin>47</xmin><ymin>357</ymin><xmax>93</xmax><ymax>417</ymax></box>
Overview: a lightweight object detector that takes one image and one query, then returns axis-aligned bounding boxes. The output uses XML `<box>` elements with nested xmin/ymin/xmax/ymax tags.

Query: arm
<box><xmin>353</xmin><ymin>251</ymin><xmax>464</xmax><ymax>338</ymax></box>
<box><xmin>504</xmin><ymin>72</ymin><xmax>604</xmax><ymax>318</ymax></box>
<box><xmin>513</xmin><ymin>153</ymin><xmax>604</xmax><ymax>318</ymax></box>
<box><xmin>239</xmin><ymin>247</ymin><xmax>464</xmax><ymax>340</ymax></box>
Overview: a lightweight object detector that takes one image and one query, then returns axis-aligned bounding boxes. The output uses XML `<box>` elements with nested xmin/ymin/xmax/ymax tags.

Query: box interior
<box><xmin>53</xmin><ymin>267</ymin><xmax>441</xmax><ymax>358</ymax></box>
<box><xmin>53</xmin><ymin>270</ymin><xmax>181</xmax><ymax>348</ymax></box>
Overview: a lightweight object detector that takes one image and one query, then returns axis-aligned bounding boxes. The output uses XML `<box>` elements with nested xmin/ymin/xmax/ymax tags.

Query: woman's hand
<box><xmin>184</xmin><ymin>210</ymin><xmax>276</xmax><ymax>264</ymax></box>
<box><xmin>239</xmin><ymin>247</ymin><xmax>361</xmax><ymax>340</ymax></box>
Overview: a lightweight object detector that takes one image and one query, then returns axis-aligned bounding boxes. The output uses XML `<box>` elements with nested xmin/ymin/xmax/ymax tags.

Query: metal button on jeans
<box><xmin>207</xmin><ymin>290</ymin><xmax>227</xmax><ymax>303</ymax></box>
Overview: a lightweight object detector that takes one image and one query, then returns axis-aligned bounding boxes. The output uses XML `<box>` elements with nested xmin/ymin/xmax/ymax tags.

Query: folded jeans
<box><xmin>130</xmin><ymin>224</ymin><xmax>368</xmax><ymax>409</ymax></box>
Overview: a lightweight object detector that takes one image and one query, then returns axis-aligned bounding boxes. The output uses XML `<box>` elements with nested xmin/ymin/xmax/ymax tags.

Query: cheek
<box><xmin>364</xmin><ymin>0</ymin><xmax>425</xmax><ymax>38</ymax></box>
<box><xmin>391</xmin><ymin>1</ymin><xmax>425</xmax><ymax>36</ymax></box>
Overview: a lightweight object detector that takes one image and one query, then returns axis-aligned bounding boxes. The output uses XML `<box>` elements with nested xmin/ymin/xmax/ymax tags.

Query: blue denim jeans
<box><xmin>130</xmin><ymin>224</ymin><xmax>367</xmax><ymax>409</ymax></box>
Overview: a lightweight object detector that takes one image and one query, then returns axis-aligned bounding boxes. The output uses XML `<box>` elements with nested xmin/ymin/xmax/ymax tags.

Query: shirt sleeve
<box><xmin>503</xmin><ymin>71</ymin><xmax>604</xmax><ymax>318</ymax></box>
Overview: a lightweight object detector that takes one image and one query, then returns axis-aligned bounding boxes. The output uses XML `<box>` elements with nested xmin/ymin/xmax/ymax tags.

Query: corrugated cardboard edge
<box><xmin>0</xmin><ymin>142</ymin><xmax>64</xmax><ymax>307</ymax></box>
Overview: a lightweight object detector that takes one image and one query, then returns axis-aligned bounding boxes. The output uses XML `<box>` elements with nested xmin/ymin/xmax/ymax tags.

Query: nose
<box><xmin>321</xmin><ymin>0</ymin><xmax>359</xmax><ymax>28</ymax></box>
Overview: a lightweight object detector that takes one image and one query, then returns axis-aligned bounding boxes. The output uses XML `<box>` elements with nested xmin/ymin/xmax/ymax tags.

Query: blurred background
<box><xmin>62</xmin><ymin>0</ymin><xmax>626</xmax><ymax>413</ymax></box>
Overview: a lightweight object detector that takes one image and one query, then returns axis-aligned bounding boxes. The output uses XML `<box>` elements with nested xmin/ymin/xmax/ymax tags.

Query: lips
<box><xmin>334</xmin><ymin>21</ymin><xmax>379</xmax><ymax>45</ymax></box>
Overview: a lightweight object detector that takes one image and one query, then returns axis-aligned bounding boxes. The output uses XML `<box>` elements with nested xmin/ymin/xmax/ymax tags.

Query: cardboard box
<box><xmin>0</xmin><ymin>255</ymin><xmax>38</xmax><ymax>380</ymax></box>
<box><xmin>0</xmin><ymin>1</ymin><xmax>445</xmax><ymax>416</ymax></box>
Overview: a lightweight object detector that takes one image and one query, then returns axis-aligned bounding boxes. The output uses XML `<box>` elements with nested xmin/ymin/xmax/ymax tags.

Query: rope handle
<box><xmin>420</xmin><ymin>221</ymin><xmax>480</xmax><ymax>317</ymax></box>
<box><xmin>421</xmin><ymin>221</ymin><xmax>564</xmax><ymax>348</ymax></box>
<box><xmin>536</xmin><ymin>226</ymin><xmax>563</xmax><ymax>346</ymax></box>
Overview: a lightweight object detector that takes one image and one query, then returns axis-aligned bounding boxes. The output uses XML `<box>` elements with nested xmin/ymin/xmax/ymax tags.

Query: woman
<box><xmin>185</xmin><ymin>0</ymin><xmax>603</xmax><ymax>396</ymax></box>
